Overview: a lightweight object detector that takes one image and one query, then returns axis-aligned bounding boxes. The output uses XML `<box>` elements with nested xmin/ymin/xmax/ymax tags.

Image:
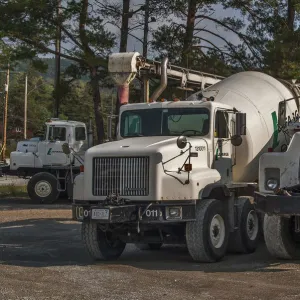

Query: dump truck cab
<box><xmin>10</xmin><ymin>119</ymin><xmax>87</xmax><ymax>174</ymax></box>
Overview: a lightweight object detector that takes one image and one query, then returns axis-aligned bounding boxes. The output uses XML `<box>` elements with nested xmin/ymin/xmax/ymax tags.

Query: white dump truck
<box><xmin>69</xmin><ymin>52</ymin><xmax>300</xmax><ymax>262</ymax></box>
<box><xmin>1</xmin><ymin>118</ymin><xmax>93</xmax><ymax>203</ymax></box>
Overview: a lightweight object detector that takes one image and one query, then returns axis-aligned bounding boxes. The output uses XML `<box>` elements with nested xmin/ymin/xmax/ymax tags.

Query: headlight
<box><xmin>266</xmin><ymin>178</ymin><xmax>279</xmax><ymax>190</ymax></box>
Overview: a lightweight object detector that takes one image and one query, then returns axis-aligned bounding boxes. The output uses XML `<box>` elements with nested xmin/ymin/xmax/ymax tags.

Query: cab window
<box><xmin>75</xmin><ymin>127</ymin><xmax>86</xmax><ymax>141</ymax></box>
<box><xmin>215</xmin><ymin>111</ymin><xmax>229</xmax><ymax>138</ymax></box>
<box><xmin>49</xmin><ymin>126</ymin><xmax>66</xmax><ymax>141</ymax></box>
<box><xmin>123</xmin><ymin>114</ymin><xmax>142</xmax><ymax>136</ymax></box>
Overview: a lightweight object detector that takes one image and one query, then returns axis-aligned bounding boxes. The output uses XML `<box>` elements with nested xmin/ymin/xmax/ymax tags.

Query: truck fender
<box><xmin>199</xmin><ymin>183</ymin><xmax>231</xmax><ymax>200</ymax></box>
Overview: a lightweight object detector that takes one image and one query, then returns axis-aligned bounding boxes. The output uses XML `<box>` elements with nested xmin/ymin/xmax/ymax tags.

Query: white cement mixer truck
<box><xmin>69</xmin><ymin>52</ymin><xmax>300</xmax><ymax>263</ymax></box>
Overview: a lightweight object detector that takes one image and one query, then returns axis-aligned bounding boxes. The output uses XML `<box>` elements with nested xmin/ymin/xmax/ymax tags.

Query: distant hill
<box><xmin>13</xmin><ymin>58</ymin><xmax>89</xmax><ymax>81</ymax></box>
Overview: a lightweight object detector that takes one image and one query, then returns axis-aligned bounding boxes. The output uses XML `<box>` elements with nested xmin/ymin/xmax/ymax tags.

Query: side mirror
<box><xmin>231</xmin><ymin>135</ymin><xmax>243</xmax><ymax>147</ymax></box>
<box><xmin>177</xmin><ymin>135</ymin><xmax>187</xmax><ymax>149</ymax></box>
<box><xmin>62</xmin><ymin>143</ymin><xmax>71</xmax><ymax>155</ymax></box>
<box><xmin>236</xmin><ymin>112</ymin><xmax>246</xmax><ymax>136</ymax></box>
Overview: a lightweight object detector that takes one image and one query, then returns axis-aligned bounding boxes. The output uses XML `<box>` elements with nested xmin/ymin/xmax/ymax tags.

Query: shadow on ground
<box><xmin>0</xmin><ymin>197</ymin><xmax>71</xmax><ymax>210</ymax></box>
<box><xmin>0</xmin><ymin>216</ymin><xmax>297</xmax><ymax>274</ymax></box>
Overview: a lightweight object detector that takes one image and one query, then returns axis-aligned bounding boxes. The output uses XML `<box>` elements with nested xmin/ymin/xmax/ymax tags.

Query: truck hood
<box><xmin>87</xmin><ymin>136</ymin><xmax>181</xmax><ymax>156</ymax></box>
<box><xmin>86</xmin><ymin>135</ymin><xmax>210</xmax><ymax>170</ymax></box>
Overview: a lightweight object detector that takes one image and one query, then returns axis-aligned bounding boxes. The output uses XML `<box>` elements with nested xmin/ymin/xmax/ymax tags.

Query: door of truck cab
<box><xmin>213</xmin><ymin>109</ymin><xmax>234</xmax><ymax>183</ymax></box>
<box><xmin>45</xmin><ymin>125</ymin><xmax>68</xmax><ymax>166</ymax></box>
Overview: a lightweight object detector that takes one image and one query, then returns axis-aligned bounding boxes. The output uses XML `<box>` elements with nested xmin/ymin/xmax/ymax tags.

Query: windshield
<box><xmin>120</xmin><ymin>107</ymin><xmax>210</xmax><ymax>137</ymax></box>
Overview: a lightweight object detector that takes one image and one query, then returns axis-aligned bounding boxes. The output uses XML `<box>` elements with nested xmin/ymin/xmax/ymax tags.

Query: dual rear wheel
<box><xmin>185</xmin><ymin>197</ymin><xmax>260</xmax><ymax>262</ymax></box>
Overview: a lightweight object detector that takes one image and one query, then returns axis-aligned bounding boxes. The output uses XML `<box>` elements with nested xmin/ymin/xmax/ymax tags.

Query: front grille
<box><xmin>92</xmin><ymin>157</ymin><xmax>150</xmax><ymax>196</ymax></box>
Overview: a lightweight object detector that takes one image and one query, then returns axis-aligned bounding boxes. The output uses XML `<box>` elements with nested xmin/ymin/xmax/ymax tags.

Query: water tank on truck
<box><xmin>187</xmin><ymin>71</ymin><xmax>300</xmax><ymax>182</ymax></box>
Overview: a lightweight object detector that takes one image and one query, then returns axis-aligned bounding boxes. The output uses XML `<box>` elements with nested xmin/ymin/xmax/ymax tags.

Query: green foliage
<box><xmin>1</xmin><ymin>0</ymin><xmax>300</xmax><ymax>144</ymax></box>
<box><xmin>150</xmin><ymin>0</ymin><xmax>257</xmax><ymax>74</ymax></box>
<box><xmin>0</xmin><ymin>69</ymin><xmax>53</xmax><ymax>138</ymax></box>
<box><xmin>0</xmin><ymin>0</ymin><xmax>118</xmax><ymax>143</ymax></box>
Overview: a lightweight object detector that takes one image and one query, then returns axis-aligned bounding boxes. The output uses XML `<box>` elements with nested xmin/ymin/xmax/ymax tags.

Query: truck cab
<box><xmin>5</xmin><ymin>119</ymin><xmax>89</xmax><ymax>204</ymax></box>
<box><xmin>255</xmin><ymin>120</ymin><xmax>300</xmax><ymax>260</ymax></box>
<box><xmin>75</xmin><ymin>100</ymin><xmax>240</xmax><ymax>201</ymax></box>
<box><xmin>10</xmin><ymin>118</ymin><xmax>88</xmax><ymax>174</ymax></box>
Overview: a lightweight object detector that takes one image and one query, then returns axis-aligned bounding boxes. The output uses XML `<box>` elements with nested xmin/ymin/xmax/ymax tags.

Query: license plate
<box><xmin>91</xmin><ymin>209</ymin><xmax>109</xmax><ymax>220</ymax></box>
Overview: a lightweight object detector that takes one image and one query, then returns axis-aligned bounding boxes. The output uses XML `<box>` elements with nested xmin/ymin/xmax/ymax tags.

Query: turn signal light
<box><xmin>184</xmin><ymin>164</ymin><xmax>192</xmax><ymax>171</ymax></box>
<box><xmin>80</xmin><ymin>165</ymin><xmax>84</xmax><ymax>172</ymax></box>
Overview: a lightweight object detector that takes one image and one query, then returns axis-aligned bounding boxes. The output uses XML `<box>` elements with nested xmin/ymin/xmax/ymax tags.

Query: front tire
<box><xmin>27</xmin><ymin>172</ymin><xmax>60</xmax><ymax>203</ymax></box>
<box><xmin>186</xmin><ymin>199</ymin><xmax>229</xmax><ymax>262</ymax></box>
<box><xmin>264</xmin><ymin>214</ymin><xmax>300</xmax><ymax>259</ymax></box>
<box><xmin>227</xmin><ymin>197</ymin><xmax>260</xmax><ymax>254</ymax></box>
<box><xmin>82</xmin><ymin>222</ymin><xmax>126</xmax><ymax>260</ymax></box>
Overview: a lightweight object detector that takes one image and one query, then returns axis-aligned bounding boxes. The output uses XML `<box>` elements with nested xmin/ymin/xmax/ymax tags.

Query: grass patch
<box><xmin>0</xmin><ymin>184</ymin><xmax>28</xmax><ymax>197</ymax></box>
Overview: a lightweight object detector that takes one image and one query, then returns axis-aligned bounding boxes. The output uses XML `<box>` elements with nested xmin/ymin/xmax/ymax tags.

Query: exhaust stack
<box><xmin>149</xmin><ymin>57</ymin><xmax>168</xmax><ymax>102</ymax></box>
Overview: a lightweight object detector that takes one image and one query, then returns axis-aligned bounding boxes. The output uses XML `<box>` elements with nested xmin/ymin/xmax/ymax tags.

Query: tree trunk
<box><xmin>114</xmin><ymin>0</ymin><xmax>131</xmax><ymax>138</ymax></box>
<box><xmin>181</xmin><ymin>0</ymin><xmax>197</xmax><ymax>67</ymax></box>
<box><xmin>287</xmin><ymin>0</ymin><xmax>295</xmax><ymax>31</ymax></box>
<box><xmin>54</xmin><ymin>0</ymin><xmax>61</xmax><ymax>118</ymax></box>
<box><xmin>143</xmin><ymin>0</ymin><xmax>150</xmax><ymax>58</ymax></box>
<box><xmin>119</xmin><ymin>0</ymin><xmax>130</xmax><ymax>52</ymax></box>
<box><xmin>90</xmin><ymin>67</ymin><xmax>105</xmax><ymax>144</ymax></box>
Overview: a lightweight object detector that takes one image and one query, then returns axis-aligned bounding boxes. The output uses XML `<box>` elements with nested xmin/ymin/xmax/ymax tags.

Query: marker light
<box><xmin>166</xmin><ymin>207</ymin><xmax>182</xmax><ymax>220</ymax></box>
<box><xmin>184</xmin><ymin>164</ymin><xmax>192</xmax><ymax>172</ymax></box>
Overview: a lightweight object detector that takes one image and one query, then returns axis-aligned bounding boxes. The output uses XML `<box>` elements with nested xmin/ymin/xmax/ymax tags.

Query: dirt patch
<box><xmin>1</xmin><ymin>199</ymin><xmax>300</xmax><ymax>299</ymax></box>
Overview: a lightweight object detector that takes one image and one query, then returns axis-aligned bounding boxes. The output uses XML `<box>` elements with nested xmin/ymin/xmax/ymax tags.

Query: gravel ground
<box><xmin>1</xmin><ymin>197</ymin><xmax>300</xmax><ymax>300</ymax></box>
<box><xmin>0</xmin><ymin>176</ymin><xmax>29</xmax><ymax>186</ymax></box>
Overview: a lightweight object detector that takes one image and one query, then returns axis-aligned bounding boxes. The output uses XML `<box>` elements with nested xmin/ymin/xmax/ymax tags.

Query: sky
<box><xmin>108</xmin><ymin>0</ymin><xmax>245</xmax><ymax>57</ymax></box>
<box><xmin>43</xmin><ymin>0</ymin><xmax>246</xmax><ymax>61</ymax></box>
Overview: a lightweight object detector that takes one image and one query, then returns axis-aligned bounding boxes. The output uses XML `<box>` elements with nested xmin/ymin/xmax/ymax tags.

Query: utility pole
<box><xmin>142</xmin><ymin>0</ymin><xmax>150</xmax><ymax>103</ymax></box>
<box><xmin>24</xmin><ymin>74</ymin><xmax>28</xmax><ymax>139</ymax></box>
<box><xmin>2</xmin><ymin>64</ymin><xmax>9</xmax><ymax>162</ymax></box>
<box><xmin>54</xmin><ymin>0</ymin><xmax>61</xmax><ymax>118</ymax></box>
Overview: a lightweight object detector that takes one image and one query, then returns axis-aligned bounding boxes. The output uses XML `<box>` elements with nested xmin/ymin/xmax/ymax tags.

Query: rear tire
<box><xmin>82</xmin><ymin>222</ymin><xmax>126</xmax><ymax>260</ymax></box>
<box><xmin>135</xmin><ymin>243</ymin><xmax>162</xmax><ymax>250</ymax></box>
<box><xmin>186</xmin><ymin>199</ymin><xmax>229</xmax><ymax>262</ymax></box>
<box><xmin>227</xmin><ymin>197</ymin><xmax>260</xmax><ymax>254</ymax></box>
<box><xmin>264</xmin><ymin>214</ymin><xmax>300</xmax><ymax>259</ymax></box>
<box><xmin>27</xmin><ymin>172</ymin><xmax>60</xmax><ymax>203</ymax></box>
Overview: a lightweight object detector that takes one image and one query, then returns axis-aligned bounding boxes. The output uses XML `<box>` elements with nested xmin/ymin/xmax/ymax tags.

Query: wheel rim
<box><xmin>246</xmin><ymin>210</ymin><xmax>259</xmax><ymax>241</ymax></box>
<box><xmin>34</xmin><ymin>180</ymin><xmax>52</xmax><ymax>198</ymax></box>
<box><xmin>210</xmin><ymin>214</ymin><xmax>225</xmax><ymax>249</ymax></box>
